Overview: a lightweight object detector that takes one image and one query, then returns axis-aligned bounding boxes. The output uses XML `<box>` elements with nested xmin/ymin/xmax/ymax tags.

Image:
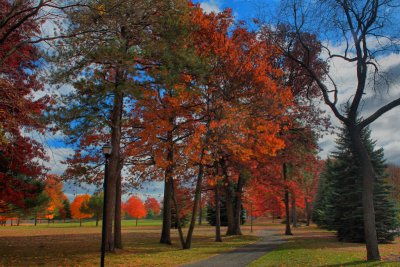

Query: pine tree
<box><xmin>206</xmin><ymin>197</ymin><xmax>246</xmax><ymax>227</ymax></box>
<box><xmin>314</xmin><ymin>126</ymin><xmax>399</xmax><ymax>243</ymax></box>
<box><xmin>62</xmin><ymin>199</ymin><xmax>72</xmax><ymax>219</ymax></box>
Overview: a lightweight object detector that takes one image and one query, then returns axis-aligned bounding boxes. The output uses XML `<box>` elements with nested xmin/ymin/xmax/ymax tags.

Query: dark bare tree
<box><xmin>269</xmin><ymin>0</ymin><xmax>400</xmax><ymax>260</ymax></box>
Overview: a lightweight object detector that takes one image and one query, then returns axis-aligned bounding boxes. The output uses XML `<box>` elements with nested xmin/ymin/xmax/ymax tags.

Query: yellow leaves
<box><xmin>96</xmin><ymin>4</ymin><xmax>106</xmax><ymax>16</ymax></box>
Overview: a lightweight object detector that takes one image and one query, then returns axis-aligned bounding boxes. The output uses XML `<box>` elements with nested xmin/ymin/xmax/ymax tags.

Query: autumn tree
<box><xmin>144</xmin><ymin>197</ymin><xmax>161</xmax><ymax>218</ymax></box>
<box><xmin>124</xmin><ymin>196</ymin><xmax>146</xmax><ymax>226</ymax></box>
<box><xmin>274</xmin><ymin>0</ymin><xmax>400</xmax><ymax>259</ymax></box>
<box><xmin>83</xmin><ymin>192</ymin><xmax>104</xmax><ymax>227</ymax></box>
<box><xmin>71</xmin><ymin>194</ymin><xmax>92</xmax><ymax>226</ymax></box>
<box><xmin>58</xmin><ymin>198</ymin><xmax>72</xmax><ymax>222</ymax></box>
<box><xmin>0</xmin><ymin>0</ymin><xmax>50</xmax><ymax>214</ymax></box>
<box><xmin>44</xmin><ymin>174</ymin><xmax>66</xmax><ymax>221</ymax></box>
<box><xmin>49</xmin><ymin>0</ymin><xmax>190</xmax><ymax>251</ymax></box>
<box><xmin>185</xmin><ymin>5</ymin><xmax>294</xmax><ymax>241</ymax></box>
<box><xmin>133</xmin><ymin>2</ymin><xmax>209</xmax><ymax>246</ymax></box>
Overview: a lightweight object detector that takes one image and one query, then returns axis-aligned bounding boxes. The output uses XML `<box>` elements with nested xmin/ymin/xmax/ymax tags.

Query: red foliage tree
<box><xmin>71</xmin><ymin>194</ymin><xmax>92</xmax><ymax>226</ymax></box>
<box><xmin>144</xmin><ymin>197</ymin><xmax>161</xmax><ymax>216</ymax></box>
<box><xmin>0</xmin><ymin>0</ymin><xmax>50</xmax><ymax>213</ymax></box>
<box><xmin>124</xmin><ymin>196</ymin><xmax>146</xmax><ymax>226</ymax></box>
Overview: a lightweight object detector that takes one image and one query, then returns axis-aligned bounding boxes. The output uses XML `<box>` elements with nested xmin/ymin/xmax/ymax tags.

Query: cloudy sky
<box><xmin>40</xmin><ymin>0</ymin><xmax>400</xmax><ymax>200</ymax></box>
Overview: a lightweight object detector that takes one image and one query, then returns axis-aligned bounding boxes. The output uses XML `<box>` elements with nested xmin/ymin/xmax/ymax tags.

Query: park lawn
<box><xmin>3</xmin><ymin>219</ymin><xmax>162</xmax><ymax>229</ymax></box>
<box><xmin>0</xmin><ymin>224</ymin><xmax>258</xmax><ymax>266</ymax></box>
<box><xmin>248</xmin><ymin>225</ymin><xmax>400</xmax><ymax>267</ymax></box>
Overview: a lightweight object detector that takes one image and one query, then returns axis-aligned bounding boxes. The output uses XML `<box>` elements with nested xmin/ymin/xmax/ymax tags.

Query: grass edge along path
<box><xmin>248</xmin><ymin>225</ymin><xmax>400</xmax><ymax>267</ymax></box>
<box><xmin>181</xmin><ymin>229</ymin><xmax>285</xmax><ymax>267</ymax></box>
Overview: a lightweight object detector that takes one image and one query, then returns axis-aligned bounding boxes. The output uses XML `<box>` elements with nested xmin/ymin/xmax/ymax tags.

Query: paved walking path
<box><xmin>182</xmin><ymin>229</ymin><xmax>286</xmax><ymax>267</ymax></box>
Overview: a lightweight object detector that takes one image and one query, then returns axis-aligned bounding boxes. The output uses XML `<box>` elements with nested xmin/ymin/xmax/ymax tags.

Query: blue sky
<box><xmin>42</xmin><ymin>0</ymin><xmax>400</xmax><ymax>200</ymax></box>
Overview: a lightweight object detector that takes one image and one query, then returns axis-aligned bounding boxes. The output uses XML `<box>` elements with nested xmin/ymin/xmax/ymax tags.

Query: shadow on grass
<box><xmin>324</xmin><ymin>260</ymin><xmax>384</xmax><ymax>266</ymax></box>
<box><xmin>269</xmin><ymin>235</ymin><xmax>363</xmax><ymax>251</ymax></box>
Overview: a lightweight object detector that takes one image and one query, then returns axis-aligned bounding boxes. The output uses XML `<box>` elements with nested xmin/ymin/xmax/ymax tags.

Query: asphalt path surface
<box><xmin>181</xmin><ymin>229</ymin><xmax>286</xmax><ymax>267</ymax></box>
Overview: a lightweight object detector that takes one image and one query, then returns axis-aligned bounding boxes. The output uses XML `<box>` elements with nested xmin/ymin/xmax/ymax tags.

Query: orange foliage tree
<box><xmin>44</xmin><ymin>174</ymin><xmax>66</xmax><ymax>221</ymax></box>
<box><xmin>124</xmin><ymin>196</ymin><xmax>146</xmax><ymax>226</ymax></box>
<box><xmin>71</xmin><ymin>194</ymin><xmax>92</xmax><ymax>226</ymax></box>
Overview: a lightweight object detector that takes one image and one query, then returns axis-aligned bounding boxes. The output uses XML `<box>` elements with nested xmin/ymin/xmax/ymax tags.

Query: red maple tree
<box><xmin>144</xmin><ymin>197</ymin><xmax>161</xmax><ymax>216</ymax></box>
<box><xmin>124</xmin><ymin>196</ymin><xmax>146</xmax><ymax>226</ymax></box>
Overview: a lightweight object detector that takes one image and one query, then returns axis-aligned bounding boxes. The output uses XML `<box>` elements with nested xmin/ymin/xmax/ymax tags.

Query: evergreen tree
<box><xmin>62</xmin><ymin>199</ymin><xmax>72</xmax><ymax>219</ymax></box>
<box><xmin>312</xmin><ymin>158</ymin><xmax>335</xmax><ymax>227</ymax></box>
<box><xmin>313</xmin><ymin>126</ymin><xmax>399</xmax><ymax>243</ymax></box>
<box><xmin>206</xmin><ymin>198</ymin><xmax>246</xmax><ymax>226</ymax></box>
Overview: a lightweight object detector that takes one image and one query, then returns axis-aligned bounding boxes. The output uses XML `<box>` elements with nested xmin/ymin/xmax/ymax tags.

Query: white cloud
<box><xmin>200</xmin><ymin>0</ymin><xmax>221</xmax><ymax>14</ymax></box>
<box><xmin>318</xmin><ymin>42</ymin><xmax>400</xmax><ymax>165</ymax></box>
<box><xmin>45</xmin><ymin>147</ymin><xmax>74</xmax><ymax>175</ymax></box>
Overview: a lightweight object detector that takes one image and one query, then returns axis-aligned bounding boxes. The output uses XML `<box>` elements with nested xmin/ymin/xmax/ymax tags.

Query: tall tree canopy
<box><xmin>0</xmin><ymin>0</ymin><xmax>49</xmax><ymax>213</ymax></box>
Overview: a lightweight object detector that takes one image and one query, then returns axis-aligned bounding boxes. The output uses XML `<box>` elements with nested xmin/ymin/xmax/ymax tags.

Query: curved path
<box><xmin>181</xmin><ymin>229</ymin><xmax>286</xmax><ymax>267</ymax></box>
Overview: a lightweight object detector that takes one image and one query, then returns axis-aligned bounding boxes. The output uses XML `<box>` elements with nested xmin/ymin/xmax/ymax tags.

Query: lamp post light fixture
<box><xmin>100</xmin><ymin>143</ymin><xmax>112</xmax><ymax>267</ymax></box>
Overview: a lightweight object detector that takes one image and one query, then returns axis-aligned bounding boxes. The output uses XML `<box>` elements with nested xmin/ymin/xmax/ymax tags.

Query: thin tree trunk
<box><xmin>17</xmin><ymin>215</ymin><xmax>20</xmax><ymax>226</ymax></box>
<box><xmin>114</xmin><ymin>166</ymin><xmax>123</xmax><ymax>249</ymax></box>
<box><xmin>171</xmin><ymin>177</ymin><xmax>186</xmax><ymax>248</ymax></box>
<box><xmin>283</xmin><ymin>163</ymin><xmax>292</xmax><ymax>235</ymax></box>
<box><xmin>184</xmin><ymin>153</ymin><xmax>206</xmax><ymax>249</ymax></box>
<box><xmin>198</xmin><ymin>193</ymin><xmax>203</xmax><ymax>225</ymax></box>
<box><xmin>34</xmin><ymin>215</ymin><xmax>37</xmax><ymax>226</ymax></box>
<box><xmin>136</xmin><ymin>218</ymin><xmax>138</xmax><ymax>226</ymax></box>
<box><xmin>96</xmin><ymin>216</ymin><xmax>99</xmax><ymax>227</ymax></box>
<box><xmin>215</xmin><ymin>183</ymin><xmax>222</xmax><ymax>242</ymax></box>
<box><xmin>291</xmin><ymin>195</ymin><xmax>297</xmax><ymax>228</ymax></box>
<box><xmin>348</xmin><ymin>126</ymin><xmax>380</xmax><ymax>260</ymax></box>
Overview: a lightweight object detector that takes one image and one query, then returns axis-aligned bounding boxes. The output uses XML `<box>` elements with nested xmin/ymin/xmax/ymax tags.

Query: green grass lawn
<box><xmin>248</xmin><ymin>225</ymin><xmax>400</xmax><ymax>267</ymax></box>
<box><xmin>1</xmin><ymin>221</ymin><xmax>399</xmax><ymax>266</ymax></box>
<box><xmin>0</xmin><ymin>223</ymin><xmax>258</xmax><ymax>266</ymax></box>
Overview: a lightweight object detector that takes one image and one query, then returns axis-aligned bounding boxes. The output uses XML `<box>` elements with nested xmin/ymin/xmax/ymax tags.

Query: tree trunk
<box><xmin>348</xmin><ymin>125</ymin><xmax>380</xmax><ymax>260</ymax></box>
<box><xmin>114</xmin><ymin>167</ymin><xmax>123</xmax><ymax>249</ymax></box>
<box><xmin>17</xmin><ymin>215</ymin><xmax>20</xmax><ymax>226</ymax></box>
<box><xmin>283</xmin><ymin>163</ymin><xmax>292</xmax><ymax>235</ymax></box>
<box><xmin>215</xmin><ymin>183</ymin><xmax>222</xmax><ymax>242</ymax></box>
<box><xmin>291</xmin><ymin>195</ymin><xmax>297</xmax><ymax>228</ymax></box>
<box><xmin>232</xmin><ymin>172</ymin><xmax>244</xmax><ymax>235</ymax></box>
<box><xmin>170</xmin><ymin>178</ymin><xmax>186</xmax><ymax>248</ymax></box>
<box><xmin>136</xmin><ymin>218</ymin><xmax>138</xmax><ymax>227</ymax></box>
<box><xmin>80</xmin><ymin>218</ymin><xmax>82</xmax><ymax>227</ymax></box>
<box><xmin>105</xmin><ymin>82</ymin><xmax>124</xmax><ymax>252</ymax></box>
<box><xmin>198</xmin><ymin>193</ymin><xmax>203</xmax><ymax>225</ymax></box>
<box><xmin>184</xmin><ymin>152</ymin><xmax>206</xmax><ymax>249</ymax></box>
<box><xmin>160</xmin><ymin>144</ymin><xmax>173</xmax><ymax>245</ymax></box>
<box><xmin>221</xmin><ymin>159</ymin><xmax>235</xmax><ymax>236</ymax></box>
<box><xmin>34</xmin><ymin>215</ymin><xmax>37</xmax><ymax>226</ymax></box>
<box><xmin>96</xmin><ymin>216</ymin><xmax>99</xmax><ymax>227</ymax></box>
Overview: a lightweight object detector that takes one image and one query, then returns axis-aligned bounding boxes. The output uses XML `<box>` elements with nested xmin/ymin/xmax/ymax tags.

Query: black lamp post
<box><xmin>101</xmin><ymin>143</ymin><xmax>112</xmax><ymax>267</ymax></box>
